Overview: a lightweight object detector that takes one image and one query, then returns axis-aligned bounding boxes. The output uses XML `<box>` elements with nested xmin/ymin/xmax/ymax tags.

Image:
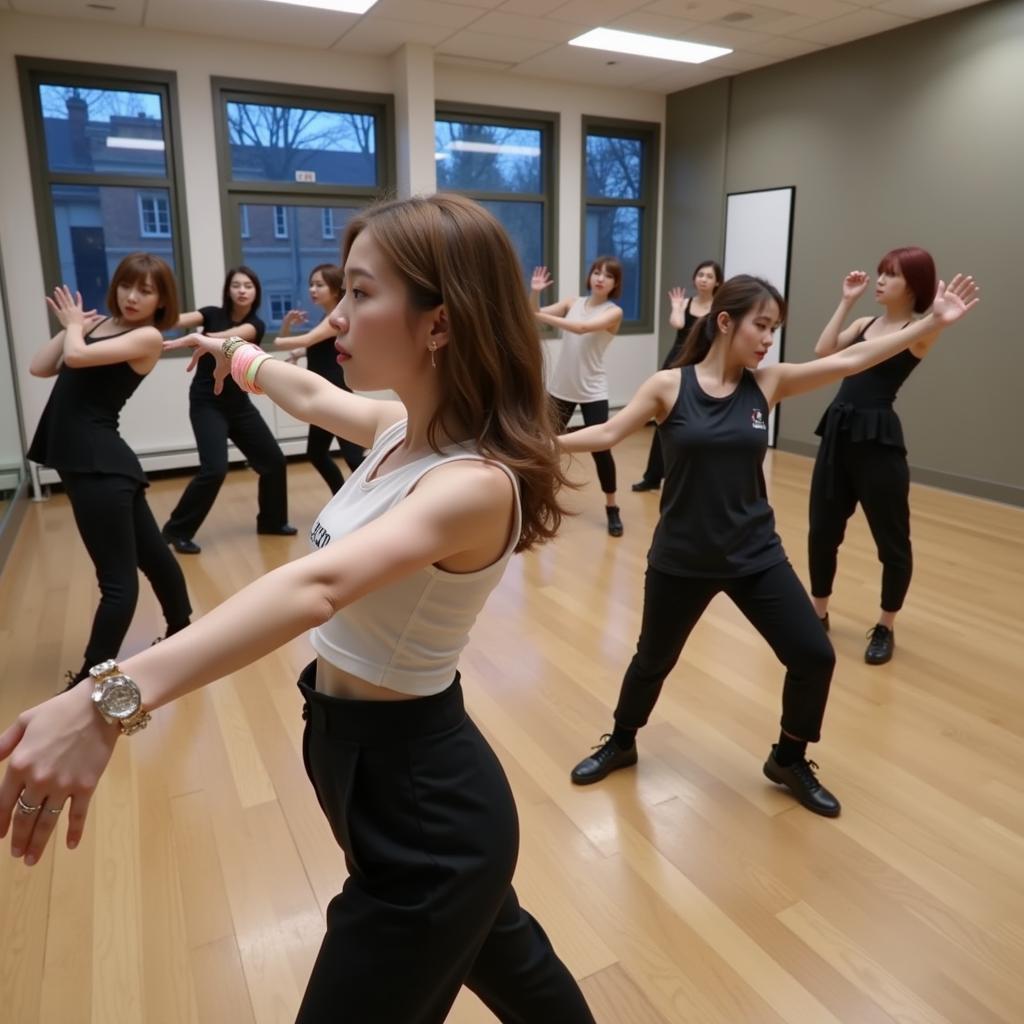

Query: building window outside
<box><xmin>138</xmin><ymin>193</ymin><xmax>171</xmax><ymax>237</ymax></box>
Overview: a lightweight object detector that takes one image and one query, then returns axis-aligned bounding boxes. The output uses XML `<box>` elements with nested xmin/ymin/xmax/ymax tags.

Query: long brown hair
<box><xmin>341</xmin><ymin>193</ymin><xmax>571</xmax><ymax>551</ymax></box>
<box><xmin>672</xmin><ymin>274</ymin><xmax>786</xmax><ymax>367</ymax></box>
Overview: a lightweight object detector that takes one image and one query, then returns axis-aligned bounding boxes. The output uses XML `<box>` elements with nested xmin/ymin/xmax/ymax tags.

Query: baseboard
<box><xmin>778</xmin><ymin>439</ymin><xmax>1024</xmax><ymax>508</ymax></box>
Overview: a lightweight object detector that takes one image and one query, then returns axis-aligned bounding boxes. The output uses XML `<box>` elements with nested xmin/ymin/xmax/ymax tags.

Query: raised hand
<box><xmin>668</xmin><ymin>286</ymin><xmax>686</xmax><ymax>307</ymax></box>
<box><xmin>162</xmin><ymin>332</ymin><xmax>232</xmax><ymax>394</ymax></box>
<box><xmin>531</xmin><ymin>266</ymin><xmax>553</xmax><ymax>293</ymax></box>
<box><xmin>45</xmin><ymin>285</ymin><xmax>87</xmax><ymax>328</ymax></box>
<box><xmin>931</xmin><ymin>274</ymin><xmax>979</xmax><ymax>326</ymax></box>
<box><xmin>281</xmin><ymin>309</ymin><xmax>308</xmax><ymax>331</ymax></box>
<box><xmin>841</xmin><ymin>271</ymin><xmax>870</xmax><ymax>301</ymax></box>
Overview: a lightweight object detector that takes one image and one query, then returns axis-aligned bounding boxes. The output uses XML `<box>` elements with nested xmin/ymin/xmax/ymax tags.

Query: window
<box><xmin>435</xmin><ymin>105</ymin><xmax>556</xmax><ymax>287</ymax></box>
<box><xmin>18</xmin><ymin>59</ymin><xmax>190</xmax><ymax>317</ymax></box>
<box><xmin>273</xmin><ymin>204</ymin><xmax>289</xmax><ymax>239</ymax></box>
<box><xmin>582</xmin><ymin>117</ymin><xmax>659</xmax><ymax>331</ymax></box>
<box><xmin>267</xmin><ymin>292</ymin><xmax>293</xmax><ymax>325</ymax></box>
<box><xmin>138</xmin><ymin>193</ymin><xmax>171</xmax><ymax>237</ymax></box>
<box><xmin>214</xmin><ymin>78</ymin><xmax>393</xmax><ymax>336</ymax></box>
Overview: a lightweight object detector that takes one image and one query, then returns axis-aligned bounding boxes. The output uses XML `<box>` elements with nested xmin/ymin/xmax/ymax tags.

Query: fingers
<box><xmin>65</xmin><ymin>791</ymin><xmax>92</xmax><ymax>850</ymax></box>
<box><xmin>0</xmin><ymin>753</ymin><xmax>27</xmax><ymax>840</ymax></box>
<box><xmin>0</xmin><ymin>717</ymin><xmax>26</xmax><ymax>765</ymax></box>
<box><xmin>18</xmin><ymin>795</ymin><xmax>69</xmax><ymax>866</ymax></box>
<box><xmin>7</xmin><ymin>789</ymin><xmax>47</xmax><ymax>861</ymax></box>
<box><xmin>186</xmin><ymin>351</ymin><xmax>201</xmax><ymax>374</ymax></box>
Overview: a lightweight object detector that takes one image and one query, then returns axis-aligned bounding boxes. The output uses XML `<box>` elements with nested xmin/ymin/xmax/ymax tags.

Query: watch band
<box><xmin>89</xmin><ymin>660</ymin><xmax>152</xmax><ymax>736</ymax></box>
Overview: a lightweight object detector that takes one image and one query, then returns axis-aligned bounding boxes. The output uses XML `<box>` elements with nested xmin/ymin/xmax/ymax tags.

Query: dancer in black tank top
<box><xmin>809</xmin><ymin>249</ymin><xmax>939</xmax><ymax>666</ymax></box>
<box><xmin>560</xmin><ymin>272</ymin><xmax>978</xmax><ymax>817</ymax></box>
<box><xmin>272</xmin><ymin>263</ymin><xmax>365</xmax><ymax>493</ymax></box>
<box><xmin>633</xmin><ymin>259</ymin><xmax>721</xmax><ymax>492</ymax></box>
<box><xmin>27</xmin><ymin>254</ymin><xmax>192</xmax><ymax>687</ymax></box>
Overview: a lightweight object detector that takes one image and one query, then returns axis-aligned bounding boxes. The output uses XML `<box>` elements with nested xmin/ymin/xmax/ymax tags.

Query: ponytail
<box><xmin>669</xmin><ymin>274</ymin><xmax>786</xmax><ymax>368</ymax></box>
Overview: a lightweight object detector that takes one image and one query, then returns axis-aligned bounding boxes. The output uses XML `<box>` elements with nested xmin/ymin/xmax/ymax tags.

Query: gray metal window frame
<box><xmin>17</xmin><ymin>57</ymin><xmax>194</xmax><ymax>319</ymax></box>
<box><xmin>581</xmin><ymin>115</ymin><xmax>660</xmax><ymax>335</ymax></box>
<box><xmin>434</xmin><ymin>101</ymin><xmax>559</xmax><ymax>291</ymax></box>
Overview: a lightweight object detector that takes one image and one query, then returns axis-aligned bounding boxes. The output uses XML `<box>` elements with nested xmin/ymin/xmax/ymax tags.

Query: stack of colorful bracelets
<box><xmin>220</xmin><ymin>336</ymin><xmax>272</xmax><ymax>394</ymax></box>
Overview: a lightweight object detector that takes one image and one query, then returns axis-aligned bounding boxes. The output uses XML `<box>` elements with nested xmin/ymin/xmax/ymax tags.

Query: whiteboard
<box><xmin>723</xmin><ymin>187</ymin><xmax>794</xmax><ymax>446</ymax></box>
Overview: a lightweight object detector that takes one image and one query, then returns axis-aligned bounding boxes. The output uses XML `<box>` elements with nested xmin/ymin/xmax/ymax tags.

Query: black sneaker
<box><xmin>571</xmin><ymin>734</ymin><xmax>638</xmax><ymax>785</ymax></box>
<box><xmin>864</xmin><ymin>624</ymin><xmax>894</xmax><ymax>665</ymax></box>
<box><xmin>820</xmin><ymin>613</ymin><xmax>830</xmax><ymax>633</ymax></box>
<box><xmin>763</xmin><ymin>746</ymin><xmax>841</xmax><ymax>817</ymax></box>
<box><xmin>162</xmin><ymin>529</ymin><xmax>201</xmax><ymax>555</ymax></box>
<box><xmin>605</xmin><ymin>505</ymin><xmax>624</xmax><ymax>538</ymax></box>
<box><xmin>257</xmin><ymin>523</ymin><xmax>298</xmax><ymax>536</ymax></box>
<box><xmin>631</xmin><ymin>479</ymin><xmax>660</xmax><ymax>492</ymax></box>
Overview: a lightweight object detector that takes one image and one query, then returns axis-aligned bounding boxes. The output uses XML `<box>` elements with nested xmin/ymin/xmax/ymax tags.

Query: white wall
<box><xmin>0</xmin><ymin>11</ymin><xmax>664</xmax><ymax>476</ymax></box>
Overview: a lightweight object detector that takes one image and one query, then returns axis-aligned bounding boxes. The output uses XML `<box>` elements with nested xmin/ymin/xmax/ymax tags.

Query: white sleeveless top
<box><xmin>308</xmin><ymin>419</ymin><xmax>522</xmax><ymax>696</ymax></box>
<box><xmin>547</xmin><ymin>297</ymin><xmax>617</xmax><ymax>404</ymax></box>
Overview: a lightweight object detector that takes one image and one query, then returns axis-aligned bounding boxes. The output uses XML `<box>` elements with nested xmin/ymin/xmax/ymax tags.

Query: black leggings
<box><xmin>614</xmin><ymin>562</ymin><xmax>835</xmax><ymax>743</ymax></box>
<box><xmin>551</xmin><ymin>397</ymin><xmax>616</xmax><ymax>495</ymax></box>
<box><xmin>808</xmin><ymin>436</ymin><xmax>912</xmax><ymax>612</ymax></box>
<box><xmin>163</xmin><ymin>392</ymin><xmax>288</xmax><ymax>539</ymax></box>
<box><xmin>296</xmin><ymin>663</ymin><xmax>595</xmax><ymax>1024</ymax></box>
<box><xmin>60</xmin><ymin>471</ymin><xmax>192</xmax><ymax>671</ymax></box>
<box><xmin>306</xmin><ymin>424</ymin><xmax>364</xmax><ymax>495</ymax></box>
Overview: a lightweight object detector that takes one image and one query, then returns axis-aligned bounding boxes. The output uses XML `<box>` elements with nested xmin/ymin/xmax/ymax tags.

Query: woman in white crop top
<box><xmin>1</xmin><ymin>195</ymin><xmax>596</xmax><ymax>1024</ymax></box>
<box><xmin>532</xmin><ymin>256</ymin><xmax>625</xmax><ymax>536</ymax></box>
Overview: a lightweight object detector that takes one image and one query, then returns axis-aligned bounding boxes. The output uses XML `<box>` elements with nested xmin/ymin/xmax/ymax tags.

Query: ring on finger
<box><xmin>46</xmin><ymin>804</ymin><xmax>64</xmax><ymax>815</ymax></box>
<box><xmin>16</xmin><ymin>793</ymin><xmax>43</xmax><ymax>815</ymax></box>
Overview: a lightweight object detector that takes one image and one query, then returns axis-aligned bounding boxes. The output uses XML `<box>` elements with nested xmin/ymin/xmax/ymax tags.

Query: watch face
<box><xmin>102</xmin><ymin>677</ymin><xmax>141</xmax><ymax>719</ymax></box>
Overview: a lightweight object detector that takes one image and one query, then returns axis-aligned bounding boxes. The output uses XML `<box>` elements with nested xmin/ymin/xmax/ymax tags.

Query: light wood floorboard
<box><xmin>1</xmin><ymin>431</ymin><xmax>1022</xmax><ymax>1023</ymax></box>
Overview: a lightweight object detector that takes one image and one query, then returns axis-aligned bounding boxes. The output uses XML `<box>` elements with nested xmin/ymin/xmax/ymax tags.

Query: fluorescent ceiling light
<box><xmin>447</xmin><ymin>141</ymin><xmax>541</xmax><ymax>157</ymax></box>
<box><xmin>569</xmin><ymin>27</ymin><xmax>731</xmax><ymax>64</ymax></box>
<box><xmin>258</xmin><ymin>0</ymin><xmax>378</xmax><ymax>13</ymax></box>
<box><xmin>106</xmin><ymin>137</ymin><xmax>165</xmax><ymax>151</ymax></box>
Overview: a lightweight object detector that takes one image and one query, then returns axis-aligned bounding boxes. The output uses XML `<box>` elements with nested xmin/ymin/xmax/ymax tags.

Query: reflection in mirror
<box><xmin>0</xmin><ymin>244</ymin><xmax>26</xmax><ymax>552</ymax></box>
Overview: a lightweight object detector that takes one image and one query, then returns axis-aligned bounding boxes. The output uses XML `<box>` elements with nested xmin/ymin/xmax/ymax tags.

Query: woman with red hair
<box><xmin>808</xmin><ymin>246</ymin><xmax>939</xmax><ymax>665</ymax></box>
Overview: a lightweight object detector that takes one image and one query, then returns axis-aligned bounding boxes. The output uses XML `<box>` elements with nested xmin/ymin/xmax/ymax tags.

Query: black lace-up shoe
<box><xmin>763</xmin><ymin>746</ymin><xmax>841</xmax><ymax>817</ymax></box>
<box><xmin>605</xmin><ymin>506</ymin><xmax>624</xmax><ymax>537</ymax></box>
<box><xmin>162</xmin><ymin>529</ymin><xmax>201</xmax><ymax>555</ymax></box>
<box><xmin>864</xmin><ymin>624</ymin><xmax>894</xmax><ymax>665</ymax></box>
<box><xmin>631</xmin><ymin>478</ymin><xmax>660</xmax><ymax>492</ymax></box>
<box><xmin>571</xmin><ymin>734</ymin><xmax>638</xmax><ymax>785</ymax></box>
<box><xmin>257</xmin><ymin>523</ymin><xmax>298</xmax><ymax>536</ymax></box>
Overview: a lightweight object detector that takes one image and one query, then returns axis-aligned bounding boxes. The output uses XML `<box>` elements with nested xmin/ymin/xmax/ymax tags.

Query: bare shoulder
<box><xmin>414</xmin><ymin>458</ymin><xmax>515</xmax><ymax>514</ymax></box>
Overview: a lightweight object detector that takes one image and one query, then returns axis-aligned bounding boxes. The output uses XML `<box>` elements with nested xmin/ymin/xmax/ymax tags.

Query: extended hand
<box><xmin>0</xmin><ymin>688</ymin><xmax>119</xmax><ymax>866</ymax></box>
<box><xmin>841</xmin><ymin>271</ymin><xmax>870</xmax><ymax>301</ymax></box>
<box><xmin>281</xmin><ymin>309</ymin><xmax>308</xmax><ymax>331</ymax></box>
<box><xmin>668</xmin><ymin>286</ymin><xmax>686</xmax><ymax>307</ymax></box>
<box><xmin>45</xmin><ymin>285</ymin><xmax>87</xmax><ymax>328</ymax></box>
<box><xmin>163</xmin><ymin>332</ymin><xmax>232</xmax><ymax>394</ymax></box>
<box><xmin>931</xmin><ymin>274</ymin><xmax>979</xmax><ymax>326</ymax></box>
<box><xmin>530</xmin><ymin>266</ymin><xmax>553</xmax><ymax>293</ymax></box>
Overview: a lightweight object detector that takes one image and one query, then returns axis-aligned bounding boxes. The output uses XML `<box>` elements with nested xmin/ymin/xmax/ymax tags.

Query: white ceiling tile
<box><xmin>145</xmin><ymin>0</ymin><xmax>359</xmax><ymax>46</ymax></box>
<box><xmin>438</xmin><ymin>28</ymin><xmax>556</xmax><ymax>61</ymax></box>
<box><xmin>495</xmin><ymin>0</ymin><xmax>569</xmax><ymax>14</ymax></box>
<box><xmin>606</xmin><ymin>11</ymin><xmax>702</xmax><ymax>38</ymax></box>
<box><xmin>436</xmin><ymin>0</ymin><xmax>506</xmax><ymax>8</ymax></box>
<box><xmin>547</xmin><ymin>0</ymin><xmax>646</xmax><ymax>26</ymax></box>
<box><xmin>738</xmin><ymin>33</ymin><xmax>823</xmax><ymax>57</ymax></box>
<box><xmin>332</xmin><ymin>17</ymin><xmax>455</xmax><ymax>54</ymax></box>
<box><xmin>512</xmin><ymin>42</ymin><xmax>671</xmax><ymax>86</ymax></box>
<box><xmin>635</xmin><ymin>62</ymin><xmax>729</xmax><ymax>92</ymax></box>
<box><xmin>681</xmin><ymin>23</ymin><xmax>778</xmax><ymax>48</ymax></box>
<box><xmin>370</xmin><ymin>0</ymin><xmax>487</xmax><ymax>29</ymax></box>
<box><xmin>793</xmin><ymin>6</ymin><xmax>914</xmax><ymax>44</ymax></box>
<box><xmin>10</xmin><ymin>0</ymin><xmax>145</xmax><ymax>24</ymax></box>
<box><xmin>467</xmin><ymin>9</ymin><xmax>580</xmax><ymax>41</ymax></box>
<box><xmin>436</xmin><ymin>53</ymin><xmax>514</xmax><ymax>70</ymax></box>
<box><xmin>711</xmin><ymin>48</ymin><xmax>775</xmax><ymax>70</ymax></box>
<box><xmin>875</xmin><ymin>0</ymin><xmax>985</xmax><ymax>16</ymax></box>
<box><xmin>751</xmin><ymin>0</ymin><xmax>858</xmax><ymax>17</ymax></box>
<box><xmin>642</xmin><ymin>0</ymin><xmax>765</xmax><ymax>23</ymax></box>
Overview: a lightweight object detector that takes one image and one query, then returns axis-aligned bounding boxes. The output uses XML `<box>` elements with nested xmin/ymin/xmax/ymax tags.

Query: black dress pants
<box><xmin>164</xmin><ymin>391</ymin><xmax>288</xmax><ymax>539</ymax></box>
<box><xmin>295</xmin><ymin>663</ymin><xmax>595</xmax><ymax>1024</ymax></box>
<box><xmin>551</xmin><ymin>397</ymin><xmax>616</xmax><ymax>495</ymax></box>
<box><xmin>60</xmin><ymin>471</ymin><xmax>192</xmax><ymax>669</ymax></box>
<box><xmin>808</xmin><ymin>435</ymin><xmax>913</xmax><ymax>612</ymax></box>
<box><xmin>614</xmin><ymin>562</ymin><xmax>835</xmax><ymax>743</ymax></box>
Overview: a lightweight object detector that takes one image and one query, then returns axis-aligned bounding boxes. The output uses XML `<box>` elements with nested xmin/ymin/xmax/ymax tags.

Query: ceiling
<box><xmin>5</xmin><ymin>0</ymin><xmax>992</xmax><ymax>92</ymax></box>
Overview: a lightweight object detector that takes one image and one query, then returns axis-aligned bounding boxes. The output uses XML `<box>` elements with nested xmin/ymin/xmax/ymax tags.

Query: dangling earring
<box><xmin>429</xmin><ymin>341</ymin><xmax>437</xmax><ymax>369</ymax></box>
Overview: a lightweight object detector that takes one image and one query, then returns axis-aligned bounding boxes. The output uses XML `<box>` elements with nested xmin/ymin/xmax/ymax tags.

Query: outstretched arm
<box><xmin>559</xmin><ymin>370</ymin><xmax>677</xmax><ymax>454</ymax></box>
<box><xmin>814</xmin><ymin>271</ymin><xmax>872</xmax><ymax>356</ymax></box>
<box><xmin>536</xmin><ymin>305</ymin><xmax>623</xmax><ymax>336</ymax></box>
<box><xmin>0</xmin><ymin>459</ymin><xmax>514</xmax><ymax>865</ymax></box>
<box><xmin>272</xmin><ymin>315</ymin><xmax>336</xmax><ymax>353</ymax></box>
<box><xmin>759</xmin><ymin>275</ymin><xmax>978</xmax><ymax>408</ymax></box>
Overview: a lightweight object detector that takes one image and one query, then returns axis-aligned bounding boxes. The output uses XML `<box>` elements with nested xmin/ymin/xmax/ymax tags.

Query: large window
<box><xmin>582</xmin><ymin>117</ymin><xmax>659</xmax><ymax>332</ymax></box>
<box><xmin>18</xmin><ymin>59</ymin><xmax>190</xmax><ymax>317</ymax></box>
<box><xmin>435</xmin><ymin>105</ymin><xmax>556</xmax><ymax>287</ymax></box>
<box><xmin>213</xmin><ymin>78</ymin><xmax>393</xmax><ymax>335</ymax></box>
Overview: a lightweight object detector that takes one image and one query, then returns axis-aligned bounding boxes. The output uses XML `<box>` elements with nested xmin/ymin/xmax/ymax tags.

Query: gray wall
<box><xmin>662</xmin><ymin>0</ymin><xmax>1023</xmax><ymax>505</ymax></box>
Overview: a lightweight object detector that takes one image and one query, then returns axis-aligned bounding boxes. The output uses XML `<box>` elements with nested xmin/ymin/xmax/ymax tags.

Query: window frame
<box><xmin>17</xmin><ymin>57</ymin><xmax>193</xmax><ymax>316</ymax></box>
<box><xmin>138</xmin><ymin>193</ymin><xmax>172</xmax><ymax>238</ymax></box>
<box><xmin>434</xmin><ymin>101</ymin><xmax>558</xmax><ymax>294</ymax></box>
<box><xmin>581</xmin><ymin>115</ymin><xmax>660</xmax><ymax>335</ymax></box>
<box><xmin>273</xmin><ymin>204</ymin><xmax>289</xmax><ymax>240</ymax></box>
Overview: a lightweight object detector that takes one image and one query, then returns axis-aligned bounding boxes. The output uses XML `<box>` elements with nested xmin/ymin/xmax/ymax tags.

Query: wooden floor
<box><xmin>1</xmin><ymin>431</ymin><xmax>1022</xmax><ymax>1024</ymax></box>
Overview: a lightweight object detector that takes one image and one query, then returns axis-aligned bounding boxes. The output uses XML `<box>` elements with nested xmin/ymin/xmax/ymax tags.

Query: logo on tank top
<box><xmin>751</xmin><ymin>409</ymin><xmax>767</xmax><ymax>431</ymax></box>
<box><xmin>310</xmin><ymin>520</ymin><xmax>331</xmax><ymax>549</ymax></box>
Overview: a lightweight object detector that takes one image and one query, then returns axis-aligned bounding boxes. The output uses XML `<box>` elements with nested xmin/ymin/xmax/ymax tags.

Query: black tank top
<box><xmin>28</xmin><ymin>319</ymin><xmax>148</xmax><ymax>483</ymax></box>
<box><xmin>190</xmin><ymin>306</ymin><xmax>266</xmax><ymax>404</ymax></box>
<box><xmin>305</xmin><ymin>335</ymin><xmax>352</xmax><ymax>394</ymax></box>
<box><xmin>649</xmin><ymin>365</ymin><xmax>785</xmax><ymax>578</ymax></box>
<box><xmin>662</xmin><ymin>298</ymin><xmax>702</xmax><ymax>370</ymax></box>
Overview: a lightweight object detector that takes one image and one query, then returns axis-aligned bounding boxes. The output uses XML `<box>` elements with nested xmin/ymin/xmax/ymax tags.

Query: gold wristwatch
<box><xmin>89</xmin><ymin>660</ymin><xmax>151</xmax><ymax>736</ymax></box>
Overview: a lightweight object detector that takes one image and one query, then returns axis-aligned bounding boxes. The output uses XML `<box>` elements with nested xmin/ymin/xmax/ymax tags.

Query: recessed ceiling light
<box><xmin>257</xmin><ymin>0</ymin><xmax>377</xmax><ymax>13</ymax></box>
<box><xmin>569</xmin><ymin>28</ymin><xmax>731</xmax><ymax>64</ymax></box>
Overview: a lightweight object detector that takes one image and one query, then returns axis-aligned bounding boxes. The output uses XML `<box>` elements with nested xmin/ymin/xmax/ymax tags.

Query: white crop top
<box><xmin>308</xmin><ymin>419</ymin><xmax>522</xmax><ymax>696</ymax></box>
<box><xmin>547</xmin><ymin>297</ymin><xmax>617</xmax><ymax>404</ymax></box>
